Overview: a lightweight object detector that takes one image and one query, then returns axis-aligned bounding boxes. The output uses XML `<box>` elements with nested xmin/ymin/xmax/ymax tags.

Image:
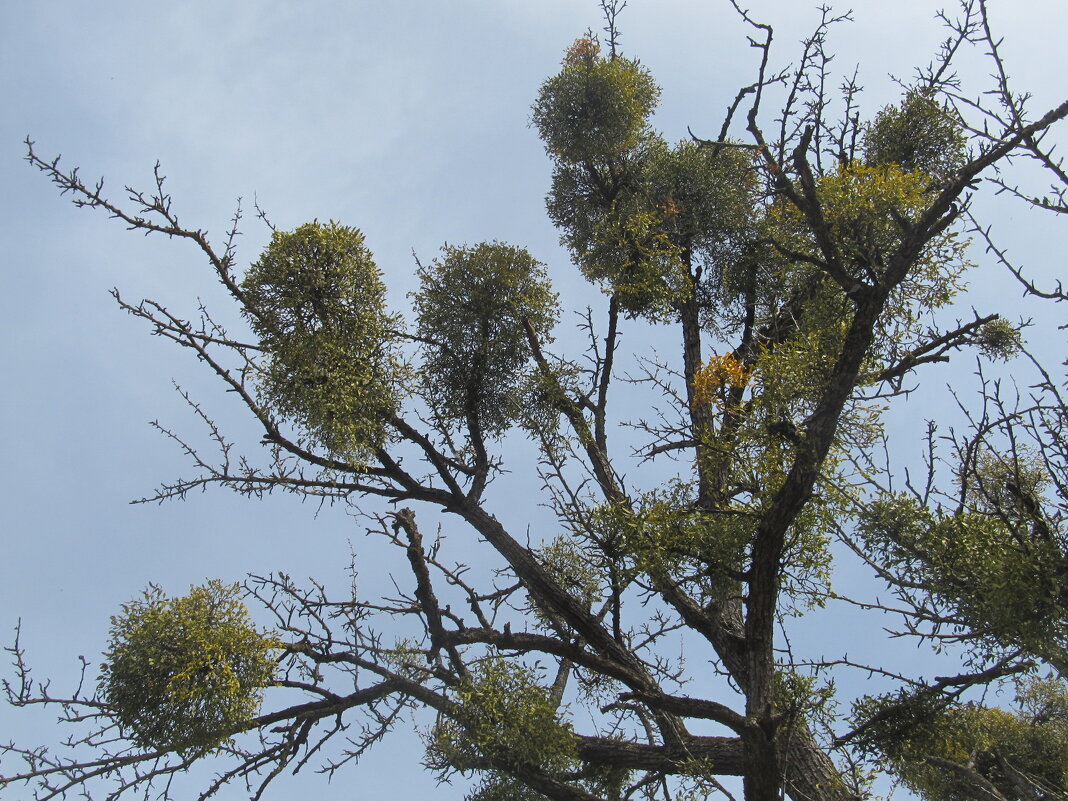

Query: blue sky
<box><xmin>2</xmin><ymin>2</ymin><xmax>1066</xmax><ymax>799</ymax></box>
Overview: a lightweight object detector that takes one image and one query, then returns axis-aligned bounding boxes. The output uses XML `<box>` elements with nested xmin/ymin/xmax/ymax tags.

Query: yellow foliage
<box><xmin>692</xmin><ymin>353</ymin><xmax>750</xmax><ymax>408</ymax></box>
<box><xmin>563</xmin><ymin>37</ymin><xmax>600</xmax><ymax>65</ymax></box>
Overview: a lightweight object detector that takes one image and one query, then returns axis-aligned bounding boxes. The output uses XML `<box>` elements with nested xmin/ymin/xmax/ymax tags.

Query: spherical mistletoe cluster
<box><xmin>863</xmin><ymin>88</ymin><xmax>968</xmax><ymax>183</ymax></box>
<box><xmin>413</xmin><ymin>242</ymin><xmax>558</xmax><ymax>435</ymax></box>
<box><xmin>551</xmin><ymin>140</ymin><xmax>758</xmax><ymax>320</ymax></box>
<box><xmin>100</xmin><ymin>580</ymin><xmax>278</xmax><ymax>754</ymax></box>
<box><xmin>427</xmin><ymin>656</ymin><xmax>575</xmax><ymax>775</ymax></box>
<box><xmin>532</xmin><ymin>38</ymin><xmax>660</xmax><ymax>165</ymax></box>
<box><xmin>241</xmin><ymin>221</ymin><xmax>401</xmax><ymax>460</ymax></box>
<box><xmin>535</xmin><ymin>39</ymin><xmax>757</xmax><ymax>323</ymax></box>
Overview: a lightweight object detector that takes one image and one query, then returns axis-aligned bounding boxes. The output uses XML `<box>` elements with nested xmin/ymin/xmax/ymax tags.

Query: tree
<box><xmin>3</xmin><ymin>2</ymin><xmax>1068</xmax><ymax>800</ymax></box>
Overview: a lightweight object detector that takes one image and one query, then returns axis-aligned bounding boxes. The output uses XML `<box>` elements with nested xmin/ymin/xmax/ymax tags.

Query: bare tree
<box><xmin>4</xmin><ymin>3</ymin><xmax>1068</xmax><ymax>801</ymax></box>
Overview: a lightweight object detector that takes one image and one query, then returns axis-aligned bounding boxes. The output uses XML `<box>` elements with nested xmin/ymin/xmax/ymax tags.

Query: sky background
<box><xmin>2</xmin><ymin>2</ymin><xmax>1066</xmax><ymax>800</ymax></box>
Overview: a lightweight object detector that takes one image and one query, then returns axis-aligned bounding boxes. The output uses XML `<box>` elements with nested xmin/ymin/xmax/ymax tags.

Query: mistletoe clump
<box><xmin>413</xmin><ymin>242</ymin><xmax>558</xmax><ymax>435</ymax></box>
<box><xmin>864</xmin><ymin>88</ymin><xmax>968</xmax><ymax>183</ymax></box>
<box><xmin>428</xmin><ymin>657</ymin><xmax>576</xmax><ymax>776</ymax></box>
<box><xmin>241</xmin><ymin>221</ymin><xmax>402</xmax><ymax>460</ymax></box>
<box><xmin>531</xmin><ymin>37</ymin><xmax>659</xmax><ymax>165</ymax></box>
<box><xmin>100</xmin><ymin>581</ymin><xmax>278</xmax><ymax>754</ymax></box>
<box><xmin>853</xmin><ymin>678</ymin><xmax>1068</xmax><ymax>801</ymax></box>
